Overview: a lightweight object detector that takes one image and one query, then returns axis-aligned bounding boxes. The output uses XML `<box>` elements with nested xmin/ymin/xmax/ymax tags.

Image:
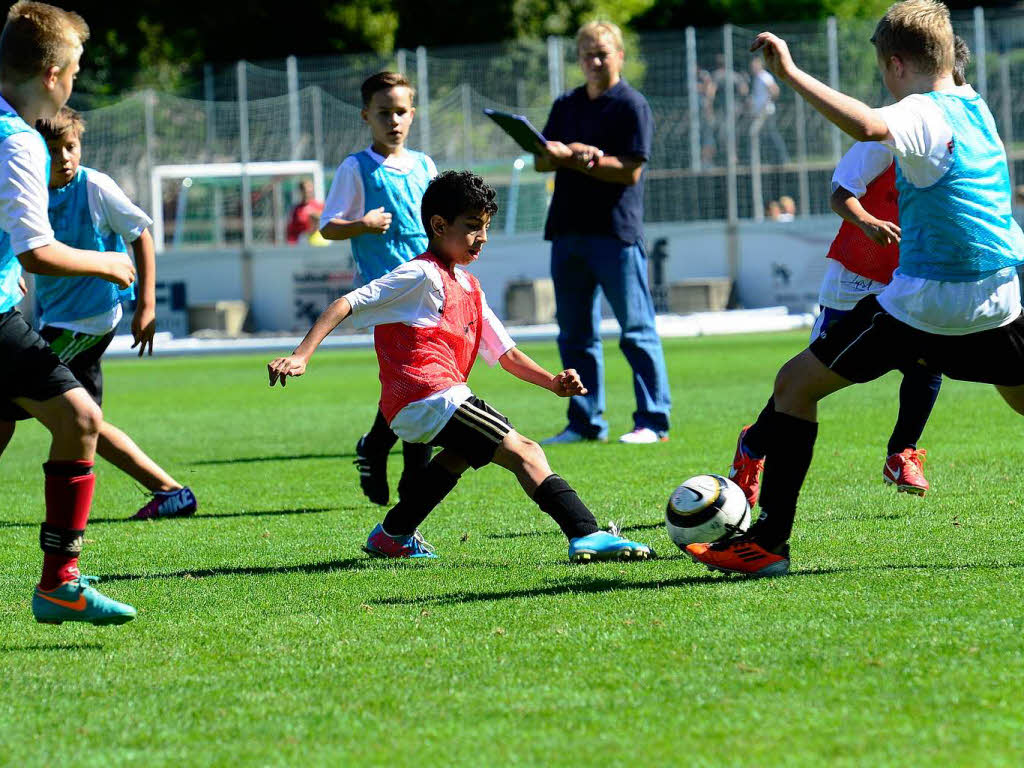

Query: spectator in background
<box><xmin>697</xmin><ymin>67</ymin><xmax>718</xmax><ymax>166</ymax></box>
<box><xmin>766</xmin><ymin>200</ymin><xmax>782</xmax><ymax>220</ymax></box>
<box><xmin>286</xmin><ymin>179</ymin><xmax>324</xmax><ymax>244</ymax></box>
<box><xmin>534</xmin><ymin>20</ymin><xmax>671</xmax><ymax>445</ymax></box>
<box><xmin>749</xmin><ymin>56</ymin><xmax>790</xmax><ymax>164</ymax></box>
<box><xmin>778</xmin><ymin>195</ymin><xmax>796</xmax><ymax>222</ymax></box>
<box><xmin>711</xmin><ymin>53</ymin><xmax>749</xmax><ymax>164</ymax></box>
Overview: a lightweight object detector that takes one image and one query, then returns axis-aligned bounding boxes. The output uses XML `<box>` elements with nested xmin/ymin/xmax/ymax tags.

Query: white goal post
<box><xmin>150</xmin><ymin>160</ymin><xmax>325</xmax><ymax>252</ymax></box>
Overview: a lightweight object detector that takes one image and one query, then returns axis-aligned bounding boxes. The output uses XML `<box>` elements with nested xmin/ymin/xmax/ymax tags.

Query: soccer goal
<box><xmin>150</xmin><ymin>160</ymin><xmax>325</xmax><ymax>251</ymax></box>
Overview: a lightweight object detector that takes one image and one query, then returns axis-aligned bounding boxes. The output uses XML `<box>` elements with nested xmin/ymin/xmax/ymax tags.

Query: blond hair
<box><xmin>0</xmin><ymin>2</ymin><xmax>88</xmax><ymax>82</ymax></box>
<box><xmin>36</xmin><ymin>105</ymin><xmax>83</xmax><ymax>141</ymax></box>
<box><xmin>871</xmin><ymin>0</ymin><xmax>953</xmax><ymax>76</ymax></box>
<box><xmin>576</xmin><ymin>21</ymin><xmax>624</xmax><ymax>54</ymax></box>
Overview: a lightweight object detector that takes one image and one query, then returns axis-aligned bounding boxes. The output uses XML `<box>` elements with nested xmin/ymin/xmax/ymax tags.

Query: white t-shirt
<box><xmin>48</xmin><ymin>168</ymin><xmax>154</xmax><ymax>335</ymax></box>
<box><xmin>750</xmin><ymin>70</ymin><xmax>778</xmax><ymax>116</ymax></box>
<box><xmin>0</xmin><ymin>95</ymin><xmax>54</xmax><ymax>257</ymax></box>
<box><xmin>820</xmin><ymin>142</ymin><xmax>895</xmax><ymax>309</ymax></box>
<box><xmin>319</xmin><ymin>147</ymin><xmax>438</xmax><ymax>228</ymax></box>
<box><xmin>343</xmin><ymin>258</ymin><xmax>516</xmax><ymax>443</ymax></box>
<box><xmin>875</xmin><ymin>85</ymin><xmax>1021</xmax><ymax>335</ymax></box>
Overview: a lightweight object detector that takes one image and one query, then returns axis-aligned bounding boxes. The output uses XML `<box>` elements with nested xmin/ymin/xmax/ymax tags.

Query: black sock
<box><xmin>382</xmin><ymin>461</ymin><xmax>459</xmax><ymax>536</ymax></box>
<box><xmin>397</xmin><ymin>442</ymin><xmax>434</xmax><ymax>501</ymax></box>
<box><xmin>887</xmin><ymin>367</ymin><xmax>942</xmax><ymax>456</ymax></box>
<box><xmin>749</xmin><ymin>411</ymin><xmax>818</xmax><ymax>548</ymax></box>
<box><xmin>741</xmin><ymin>397</ymin><xmax>775</xmax><ymax>458</ymax></box>
<box><xmin>362</xmin><ymin>409</ymin><xmax>399</xmax><ymax>456</ymax></box>
<box><xmin>533</xmin><ymin>475</ymin><xmax>600</xmax><ymax>540</ymax></box>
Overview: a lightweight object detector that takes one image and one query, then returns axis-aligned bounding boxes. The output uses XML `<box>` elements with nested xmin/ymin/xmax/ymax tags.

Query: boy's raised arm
<box><xmin>752</xmin><ymin>32</ymin><xmax>891</xmax><ymax>143</ymax></box>
<box><xmin>498</xmin><ymin>347</ymin><xmax>588</xmax><ymax>397</ymax></box>
<box><xmin>268</xmin><ymin>297</ymin><xmax>352</xmax><ymax>386</ymax></box>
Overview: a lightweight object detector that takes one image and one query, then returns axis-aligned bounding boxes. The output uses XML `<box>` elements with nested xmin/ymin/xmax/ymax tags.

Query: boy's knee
<box><xmin>69</xmin><ymin>398</ymin><xmax>102</xmax><ymax>439</ymax></box>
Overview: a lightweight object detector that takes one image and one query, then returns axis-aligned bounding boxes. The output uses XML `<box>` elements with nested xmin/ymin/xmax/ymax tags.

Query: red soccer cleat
<box><xmin>729</xmin><ymin>425</ymin><xmax>765</xmax><ymax>507</ymax></box>
<box><xmin>686</xmin><ymin>537</ymin><xmax>790</xmax><ymax>577</ymax></box>
<box><xmin>883</xmin><ymin>448</ymin><xmax>929</xmax><ymax>496</ymax></box>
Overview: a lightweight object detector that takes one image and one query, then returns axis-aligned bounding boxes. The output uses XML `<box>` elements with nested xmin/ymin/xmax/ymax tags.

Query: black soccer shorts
<box><xmin>809</xmin><ymin>295</ymin><xmax>1024</xmax><ymax>387</ymax></box>
<box><xmin>0</xmin><ymin>309</ymin><xmax>82</xmax><ymax>422</ymax></box>
<box><xmin>429</xmin><ymin>395</ymin><xmax>513</xmax><ymax>469</ymax></box>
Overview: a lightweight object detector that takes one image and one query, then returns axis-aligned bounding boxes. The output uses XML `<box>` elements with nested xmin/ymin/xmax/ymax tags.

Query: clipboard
<box><xmin>483</xmin><ymin>108</ymin><xmax>546</xmax><ymax>153</ymax></box>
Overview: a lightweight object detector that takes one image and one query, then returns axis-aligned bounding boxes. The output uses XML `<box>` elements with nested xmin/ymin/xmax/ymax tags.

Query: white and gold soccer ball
<box><xmin>665</xmin><ymin>474</ymin><xmax>751</xmax><ymax>549</ymax></box>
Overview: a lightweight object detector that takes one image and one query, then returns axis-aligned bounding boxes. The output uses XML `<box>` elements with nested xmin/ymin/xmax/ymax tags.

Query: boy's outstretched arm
<box><xmin>18</xmin><ymin>242</ymin><xmax>136</xmax><ymax>288</ymax></box>
<box><xmin>830</xmin><ymin>186</ymin><xmax>901</xmax><ymax>246</ymax></box>
<box><xmin>268</xmin><ymin>297</ymin><xmax>352</xmax><ymax>386</ymax></box>
<box><xmin>319</xmin><ymin>207</ymin><xmax>392</xmax><ymax>240</ymax></box>
<box><xmin>129</xmin><ymin>229</ymin><xmax>157</xmax><ymax>356</ymax></box>
<box><xmin>752</xmin><ymin>32</ymin><xmax>890</xmax><ymax>143</ymax></box>
<box><xmin>498</xmin><ymin>347</ymin><xmax>588</xmax><ymax>397</ymax></box>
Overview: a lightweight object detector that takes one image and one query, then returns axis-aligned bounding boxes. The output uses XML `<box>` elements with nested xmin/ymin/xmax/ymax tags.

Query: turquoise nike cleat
<box><xmin>363</xmin><ymin>523</ymin><xmax>439</xmax><ymax>559</ymax></box>
<box><xmin>32</xmin><ymin>575</ymin><xmax>137</xmax><ymax>625</ymax></box>
<box><xmin>568</xmin><ymin>531</ymin><xmax>654</xmax><ymax>563</ymax></box>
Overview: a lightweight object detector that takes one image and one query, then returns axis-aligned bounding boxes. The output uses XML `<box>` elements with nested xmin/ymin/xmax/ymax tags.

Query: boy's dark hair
<box><xmin>0</xmin><ymin>1</ymin><xmax>89</xmax><ymax>83</ymax></box>
<box><xmin>421</xmin><ymin>170</ymin><xmax>498</xmax><ymax>237</ymax></box>
<box><xmin>952</xmin><ymin>34</ymin><xmax>970</xmax><ymax>87</ymax></box>
<box><xmin>36</xmin><ymin>105</ymin><xmax>83</xmax><ymax>141</ymax></box>
<box><xmin>361</xmin><ymin>71</ymin><xmax>414</xmax><ymax>106</ymax></box>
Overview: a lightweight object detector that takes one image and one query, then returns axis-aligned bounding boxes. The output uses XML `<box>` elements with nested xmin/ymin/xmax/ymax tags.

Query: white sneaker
<box><xmin>541</xmin><ymin>428</ymin><xmax>595</xmax><ymax>445</ymax></box>
<box><xmin>618</xmin><ymin>427</ymin><xmax>668</xmax><ymax>444</ymax></box>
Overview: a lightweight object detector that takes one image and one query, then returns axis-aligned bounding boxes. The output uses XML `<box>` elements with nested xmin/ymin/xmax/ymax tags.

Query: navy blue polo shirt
<box><xmin>541</xmin><ymin>79</ymin><xmax>653</xmax><ymax>244</ymax></box>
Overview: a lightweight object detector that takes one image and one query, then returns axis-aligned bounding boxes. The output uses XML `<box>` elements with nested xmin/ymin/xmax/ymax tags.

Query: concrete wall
<box><xmin>150</xmin><ymin>217</ymin><xmax>836</xmax><ymax>333</ymax></box>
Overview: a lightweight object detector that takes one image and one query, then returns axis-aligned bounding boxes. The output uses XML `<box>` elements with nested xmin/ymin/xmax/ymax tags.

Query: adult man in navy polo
<box><xmin>535</xmin><ymin>21</ymin><xmax>671</xmax><ymax>445</ymax></box>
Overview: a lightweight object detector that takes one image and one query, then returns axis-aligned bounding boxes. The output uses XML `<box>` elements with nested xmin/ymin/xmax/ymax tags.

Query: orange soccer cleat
<box><xmin>686</xmin><ymin>537</ymin><xmax>790</xmax><ymax>577</ymax></box>
<box><xmin>883</xmin><ymin>448</ymin><xmax>929</xmax><ymax>496</ymax></box>
<box><xmin>729</xmin><ymin>425</ymin><xmax>765</xmax><ymax>507</ymax></box>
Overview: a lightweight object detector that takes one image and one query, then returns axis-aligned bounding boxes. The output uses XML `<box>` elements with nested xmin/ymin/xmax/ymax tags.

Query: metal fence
<box><xmin>67</xmin><ymin>7</ymin><xmax>1024</xmax><ymax>249</ymax></box>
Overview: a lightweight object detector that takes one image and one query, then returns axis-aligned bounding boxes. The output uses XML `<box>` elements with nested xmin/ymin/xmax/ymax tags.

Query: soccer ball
<box><xmin>665</xmin><ymin>474</ymin><xmax>751</xmax><ymax>548</ymax></box>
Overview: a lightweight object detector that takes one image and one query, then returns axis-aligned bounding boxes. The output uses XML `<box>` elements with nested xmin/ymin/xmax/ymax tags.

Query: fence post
<box><xmin>686</xmin><ymin>27</ymin><xmax>701</xmax><ymax>172</ymax></box>
<box><xmin>462</xmin><ymin>83</ymin><xmax>473</xmax><ymax>168</ymax></box>
<box><xmin>750</xmin><ymin>122</ymin><xmax>763</xmax><ymax>221</ymax></box>
<box><xmin>723</xmin><ymin>24</ymin><xmax>740</xmax><ymax>302</ymax></box>
<box><xmin>237</xmin><ymin>61</ymin><xmax>253</xmax><ymax>250</ymax></box>
<box><xmin>203</xmin><ymin>64</ymin><xmax>224</xmax><ymax>247</ymax></box>
<box><xmin>1000</xmin><ymin>51</ymin><xmax>1014</xmax><ymax>189</ymax></box>
<box><xmin>974</xmin><ymin>7</ymin><xmax>988</xmax><ymax>98</ymax></box>
<box><xmin>144</xmin><ymin>90</ymin><xmax>158</xmax><ymax>249</ymax></box>
<box><xmin>416</xmin><ymin>46</ymin><xmax>431</xmax><ymax>155</ymax></box>
<box><xmin>547</xmin><ymin>36</ymin><xmax>563</xmax><ymax>100</ymax></box>
<box><xmin>396</xmin><ymin>48</ymin><xmax>407</xmax><ymax>76</ymax></box>
<box><xmin>794</xmin><ymin>93</ymin><xmax>810</xmax><ymax>217</ymax></box>
<box><xmin>287</xmin><ymin>55</ymin><xmax>300</xmax><ymax>160</ymax></box>
<box><xmin>827</xmin><ymin>16</ymin><xmax>841</xmax><ymax>163</ymax></box>
<box><xmin>311</xmin><ymin>86</ymin><xmax>324</xmax><ymax>173</ymax></box>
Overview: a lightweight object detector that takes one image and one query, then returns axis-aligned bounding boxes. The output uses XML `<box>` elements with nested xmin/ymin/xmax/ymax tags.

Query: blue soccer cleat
<box><xmin>130</xmin><ymin>486</ymin><xmax>197</xmax><ymax>520</ymax></box>
<box><xmin>362</xmin><ymin>523</ymin><xmax>439</xmax><ymax>559</ymax></box>
<box><xmin>32</xmin><ymin>575</ymin><xmax>137</xmax><ymax>625</ymax></box>
<box><xmin>568</xmin><ymin>531</ymin><xmax>654</xmax><ymax>563</ymax></box>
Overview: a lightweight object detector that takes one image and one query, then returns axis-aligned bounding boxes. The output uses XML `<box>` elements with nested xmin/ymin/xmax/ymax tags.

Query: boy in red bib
<box><xmin>268</xmin><ymin>171</ymin><xmax>653</xmax><ymax>562</ymax></box>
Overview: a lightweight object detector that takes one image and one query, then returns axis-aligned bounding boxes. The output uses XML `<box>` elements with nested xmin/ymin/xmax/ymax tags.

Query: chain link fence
<box><xmin>67</xmin><ymin>7</ymin><xmax>1024</xmax><ymax>249</ymax></box>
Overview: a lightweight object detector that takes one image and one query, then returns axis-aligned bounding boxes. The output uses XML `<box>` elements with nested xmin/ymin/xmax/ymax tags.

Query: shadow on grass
<box><xmin>486</xmin><ymin>521</ymin><xmax>665</xmax><ymax>540</ymax></box>
<box><xmin>99</xmin><ymin>557</ymin><xmax>380</xmax><ymax>582</ymax></box>
<box><xmin>0</xmin><ymin>507</ymin><xmax>339</xmax><ymax>529</ymax></box>
<box><xmin>371</xmin><ymin>560</ymin><xmax>1024</xmax><ymax>606</ymax></box>
<box><xmin>0</xmin><ymin>642</ymin><xmax>103</xmax><ymax>653</ymax></box>
<box><xmin>191</xmin><ymin>452</ymin><xmax>356</xmax><ymax>466</ymax></box>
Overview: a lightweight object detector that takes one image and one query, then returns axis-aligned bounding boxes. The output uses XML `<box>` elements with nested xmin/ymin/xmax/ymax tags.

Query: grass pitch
<box><xmin>2</xmin><ymin>333</ymin><xmax>1023</xmax><ymax>767</ymax></box>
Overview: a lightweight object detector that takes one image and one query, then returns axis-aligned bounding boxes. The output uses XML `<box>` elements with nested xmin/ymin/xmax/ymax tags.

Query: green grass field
<box><xmin>2</xmin><ymin>333</ymin><xmax>1023</xmax><ymax>767</ymax></box>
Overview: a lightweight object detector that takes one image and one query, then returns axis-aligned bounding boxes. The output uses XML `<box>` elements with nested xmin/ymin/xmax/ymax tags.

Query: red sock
<box><xmin>39</xmin><ymin>460</ymin><xmax>95</xmax><ymax>590</ymax></box>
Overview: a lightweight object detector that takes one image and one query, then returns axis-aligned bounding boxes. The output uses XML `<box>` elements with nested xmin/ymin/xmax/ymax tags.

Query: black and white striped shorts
<box><xmin>430</xmin><ymin>395</ymin><xmax>513</xmax><ymax>468</ymax></box>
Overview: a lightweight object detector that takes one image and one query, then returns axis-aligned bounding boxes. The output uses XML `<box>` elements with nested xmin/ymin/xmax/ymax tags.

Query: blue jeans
<box><xmin>551</xmin><ymin>235</ymin><xmax>671</xmax><ymax>438</ymax></box>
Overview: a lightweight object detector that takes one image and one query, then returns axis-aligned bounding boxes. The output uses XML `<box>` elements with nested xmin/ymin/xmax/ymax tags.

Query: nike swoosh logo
<box><xmin>35</xmin><ymin>591</ymin><xmax>87</xmax><ymax>611</ymax></box>
<box><xmin>687</xmin><ymin>488</ymin><xmax>704</xmax><ymax>503</ymax></box>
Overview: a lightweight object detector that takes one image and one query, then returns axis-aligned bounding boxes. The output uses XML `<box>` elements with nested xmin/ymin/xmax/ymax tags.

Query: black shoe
<box><xmin>354</xmin><ymin>435</ymin><xmax>389</xmax><ymax>505</ymax></box>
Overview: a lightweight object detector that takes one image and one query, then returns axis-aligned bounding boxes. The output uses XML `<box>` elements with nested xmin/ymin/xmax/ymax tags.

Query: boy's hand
<box><xmin>268</xmin><ymin>354</ymin><xmax>308</xmax><ymax>387</ymax></box>
<box><xmin>751</xmin><ymin>33</ymin><xmax>797</xmax><ymax>82</ymax></box>
<box><xmin>362</xmin><ymin>207</ymin><xmax>392</xmax><ymax>235</ymax></box>
<box><xmin>858</xmin><ymin>217</ymin><xmax>901</xmax><ymax>247</ymax></box>
<box><xmin>551</xmin><ymin>368</ymin><xmax>588</xmax><ymax>397</ymax></box>
<box><xmin>131</xmin><ymin>304</ymin><xmax>156</xmax><ymax>357</ymax></box>
<box><xmin>103</xmin><ymin>252</ymin><xmax>137</xmax><ymax>289</ymax></box>
<box><xmin>17</xmin><ymin>276</ymin><xmax>26</xmax><ymax>295</ymax></box>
